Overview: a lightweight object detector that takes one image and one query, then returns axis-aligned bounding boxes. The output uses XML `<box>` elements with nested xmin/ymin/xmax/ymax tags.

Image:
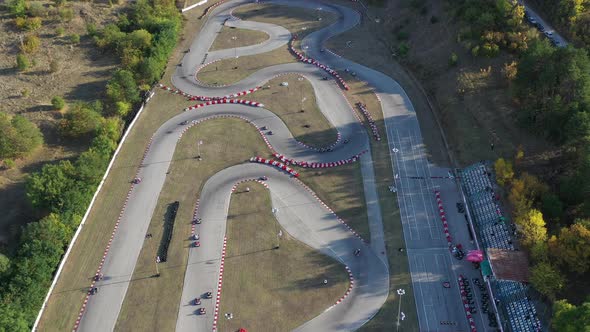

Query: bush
<box><xmin>16</xmin><ymin>53</ymin><xmax>29</xmax><ymax>71</ymax></box>
<box><xmin>55</xmin><ymin>26</ymin><xmax>65</xmax><ymax>37</ymax></box>
<box><xmin>396</xmin><ymin>41</ymin><xmax>410</xmax><ymax>58</ymax></box>
<box><xmin>70</xmin><ymin>33</ymin><xmax>80</xmax><ymax>44</ymax></box>
<box><xmin>14</xmin><ymin>17</ymin><xmax>27</xmax><ymax>29</ymax></box>
<box><xmin>49</xmin><ymin>59</ymin><xmax>60</xmax><ymax>73</ymax></box>
<box><xmin>106</xmin><ymin>70</ymin><xmax>140</xmax><ymax>104</ymax></box>
<box><xmin>0</xmin><ymin>113</ymin><xmax>44</xmax><ymax>159</ymax></box>
<box><xmin>28</xmin><ymin>2</ymin><xmax>47</xmax><ymax>17</ymax></box>
<box><xmin>449</xmin><ymin>52</ymin><xmax>459</xmax><ymax>66</ymax></box>
<box><xmin>430</xmin><ymin>15</ymin><xmax>439</xmax><ymax>24</ymax></box>
<box><xmin>20</xmin><ymin>35</ymin><xmax>41</xmax><ymax>54</ymax></box>
<box><xmin>3</xmin><ymin>159</ymin><xmax>16</xmax><ymax>169</ymax></box>
<box><xmin>86</xmin><ymin>23</ymin><xmax>97</xmax><ymax>37</ymax></box>
<box><xmin>58</xmin><ymin>7</ymin><xmax>73</xmax><ymax>21</ymax></box>
<box><xmin>114</xmin><ymin>101</ymin><xmax>131</xmax><ymax>117</ymax></box>
<box><xmin>51</xmin><ymin>96</ymin><xmax>65</xmax><ymax>110</ymax></box>
<box><xmin>6</xmin><ymin>0</ymin><xmax>26</xmax><ymax>16</ymax></box>
<box><xmin>60</xmin><ymin>102</ymin><xmax>103</xmax><ymax>137</ymax></box>
<box><xmin>27</xmin><ymin>17</ymin><xmax>42</xmax><ymax>31</ymax></box>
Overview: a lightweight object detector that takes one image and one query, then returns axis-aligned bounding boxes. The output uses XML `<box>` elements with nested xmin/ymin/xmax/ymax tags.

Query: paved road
<box><xmin>76</xmin><ymin>0</ymin><xmax>496</xmax><ymax>331</ymax></box>
<box><xmin>519</xmin><ymin>0</ymin><xmax>568</xmax><ymax>47</ymax></box>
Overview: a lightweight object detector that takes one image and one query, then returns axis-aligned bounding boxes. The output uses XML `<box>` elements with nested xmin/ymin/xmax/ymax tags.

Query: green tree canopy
<box><xmin>106</xmin><ymin>69</ymin><xmax>140</xmax><ymax>105</ymax></box>
<box><xmin>530</xmin><ymin>262</ymin><xmax>565</xmax><ymax>299</ymax></box>
<box><xmin>552</xmin><ymin>300</ymin><xmax>590</xmax><ymax>332</ymax></box>
<box><xmin>549</xmin><ymin>220</ymin><xmax>590</xmax><ymax>274</ymax></box>
<box><xmin>26</xmin><ymin>160</ymin><xmax>77</xmax><ymax>212</ymax></box>
<box><xmin>60</xmin><ymin>102</ymin><xmax>103</xmax><ymax>137</ymax></box>
<box><xmin>0</xmin><ymin>113</ymin><xmax>43</xmax><ymax>160</ymax></box>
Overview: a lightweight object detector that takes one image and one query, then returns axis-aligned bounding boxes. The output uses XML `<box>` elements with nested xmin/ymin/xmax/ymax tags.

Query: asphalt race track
<box><xmin>73</xmin><ymin>0</ymin><xmax>494</xmax><ymax>331</ymax></box>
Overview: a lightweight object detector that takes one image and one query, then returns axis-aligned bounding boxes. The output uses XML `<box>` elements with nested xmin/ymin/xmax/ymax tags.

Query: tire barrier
<box><xmin>249</xmin><ymin>156</ymin><xmax>300</xmax><ymax>177</ymax></box>
<box><xmin>158</xmin><ymin>83</ymin><xmax>261</xmax><ymax>102</ymax></box>
<box><xmin>157</xmin><ymin>201</ymin><xmax>179</xmax><ymax>263</ymax></box>
<box><xmin>184</xmin><ymin>99</ymin><xmax>264</xmax><ymax>111</ymax></box>
<box><xmin>201</xmin><ymin>0</ymin><xmax>226</xmax><ymax>19</ymax></box>
<box><xmin>273</xmin><ymin>150</ymin><xmax>368</xmax><ymax>169</ymax></box>
<box><xmin>190</xmin><ymin>199</ymin><xmax>200</xmax><ymax>238</ymax></box>
<box><xmin>288</xmin><ymin>38</ymin><xmax>350</xmax><ymax>91</ymax></box>
<box><xmin>355</xmin><ymin>102</ymin><xmax>381</xmax><ymax>141</ymax></box>
<box><xmin>458</xmin><ymin>275</ymin><xmax>478</xmax><ymax>332</ymax></box>
<box><xmin>434</xmin><ymin>190</ymin><xmax>453</xmax><ymax>245</ymax></box>
<box><xmin>72</xmin><ymin>135</ymin><xmax>155</xmax><ymax>332</ymax></box>
<box><xmin>211</xmin><ymin>236</ymin><xmax>227</xmax><ymax>332</ymax></box>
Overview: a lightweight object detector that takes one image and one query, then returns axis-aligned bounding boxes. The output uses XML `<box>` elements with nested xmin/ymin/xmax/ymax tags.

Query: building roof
<box><xmin>487</xmin><ymin>248</ymin><xmax>530</xmax><ymax>282</ymax></box>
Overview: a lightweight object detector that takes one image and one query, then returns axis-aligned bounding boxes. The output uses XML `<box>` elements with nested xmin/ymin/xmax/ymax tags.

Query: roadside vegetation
<box><xmin>0</xmin><ymin>0</ymin><xmax>181</xmax><ymax>329</ymax></box>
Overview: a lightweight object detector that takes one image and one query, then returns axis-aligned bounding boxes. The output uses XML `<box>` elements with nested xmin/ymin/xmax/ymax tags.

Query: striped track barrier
<box><xmin>273</xmin><ymin>150</ymin><xmax>368</xmax><ymax>169</ymax></box>
<box><xmin>458</xmin><ymin>275</ymin><xmax>478</xmax><ymax>332</ymax></box>
<box><xmin>158</xmin><ymin>83</ymin><xmax>261</xmax><ymax>102</ymax></box>
<box><xmin>355</xmin><ymin>102</ymin><xmax>381</xmax><ymax>141</ymax></box>
<box><xmin>434</xmin><ymin>190</ymin><xmax>453</xmax><ymax>245</ymax></box>
<box><xmin>184</xmin><ymin>99</ymin><xmax>264</xmax><ymax>111</ymax></box>
<box><xmin>249</xmin><ymin>156</ymin><xmax>299</xmax><ymax>177</ymax></box>
<box><xmin>288</xmin><ymin>38</ymin><xmax>350</xmax><ymax>91</ymax></box>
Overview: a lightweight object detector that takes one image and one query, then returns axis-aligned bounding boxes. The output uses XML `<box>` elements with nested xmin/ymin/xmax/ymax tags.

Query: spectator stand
<box><xmin>458</xmin><ymin>161</ymin><xmax>543</xmax><ymax>332</ymax></box>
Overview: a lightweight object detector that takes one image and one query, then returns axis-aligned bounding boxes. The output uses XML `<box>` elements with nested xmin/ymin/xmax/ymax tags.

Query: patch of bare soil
<box><xmin>0</xmin><ymin>2</ymin><xmax>121</xmax><ymax>246</ymax></box>
<box><xmin>326</xmin><ymin>0</ymin><xmax>553</xmax><ymax>167</ymax></box>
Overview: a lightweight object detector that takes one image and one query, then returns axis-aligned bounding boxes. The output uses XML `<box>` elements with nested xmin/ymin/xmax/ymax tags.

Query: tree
<box><xmin>552</xmin><ymin>300</ymin><xmax>590</xmax><ymax>332</ymax></box>
<box><xmin>514</xmin><ymin>208</ymin><xmax>547</xmax><ymax>247</ymax></box>
<box><xmin>0</xmin><ymin>113</ymin><xmax>43</xmax><ymax>159</ymax></box>
<box><xmin>494</xmin><ymin>158</ymin><xmax>514</xmax><ymax>186</ymax></box>
<box><xmin>0</xmin><ymin>253</ymin><xmax>10</xmax><ymax>275</ymax></box>
<box><xmin>51</xmin><ymin>96</ymin><xmax>65</xmax><ymax>110</ymax></box>
<box><xmin>0</xmin><ymin>302</ymin><xmax>29</xmax><ymax>332</ymax></box>
<box><xmin>59</xmin><ymin>103</ymin><xmax>102</xmax><ymax>137</ymax></box>
<box><xmin>16</xmin><ymin>53</ymin><xmax>29</xmax><ymax>71</ymax></box>
<box><xmin>106</xmin><ymin>70</ymin><xmax>140</xmax><ymax>104</ymax></box>
<box><xmin>542</xmin><ymin>192</ymin><xmax>564</xmax><ymax>222</ymax></box>
<box><xmin>529</xmin><ymin>262</ymin><xmax>564</xmax><ymax>299</ymax></box>
<box><xmin>114</xmin><ymin>101</ymin><xmax>131</xmax><ymax>117</ymax></box>
<box><xmin>26</xmin><ymin>160</ymin><xmax>77</xmax><ymax>211</ymax></box>
<box><xmin>549</xmin><ymin>220</ymin><xmax>590</xmax><ymax>274</ymax></box>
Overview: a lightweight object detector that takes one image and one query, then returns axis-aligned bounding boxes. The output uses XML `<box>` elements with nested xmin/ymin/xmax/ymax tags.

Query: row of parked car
<box><xmin>525</xmin><ymin>10</ymin><xmax>563</xmax><ymax>47</ymax></box>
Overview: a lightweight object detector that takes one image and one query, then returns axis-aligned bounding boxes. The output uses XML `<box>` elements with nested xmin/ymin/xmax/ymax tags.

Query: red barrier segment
<box><xmin>355</xmin><ymin>102</ymin><xmax>381</xmax><ymax>141</ymax></box>
<box><xmin>273</xmin><ymin>150</ymin><xmax>367</xmax><ymax>169</ymax></box>
<box><xmin>458</xmin><ymin>275</ymin><xmax>478</xmax><ymax>332</ymax></box>
<box><xmin>288</xmin><ymin>38</ymin><xmax>350</xmax><ymax>91</ymax></box>
<box><xmin>249</xmin><ymin>157</ymin><xmax>299</xmax><ymax>177</ymax></box>
<box><xmin>157</xmin><ymin>83</ymin><xmax>261</xmax><ymax>102</ymax></box>
<box><xmin>434</xmin><ymin>190</ymin><xmax>453</xmax><ymax>245</ymax></box>
<box><xmin>185</xmin><ymin>99</ymin><xmax>264</xmax><ymax>111</ymax></box>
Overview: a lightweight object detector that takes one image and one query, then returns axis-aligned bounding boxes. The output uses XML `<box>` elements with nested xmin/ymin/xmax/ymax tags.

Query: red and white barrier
<box><xmin>185</xmin><ymin>99</ymin><xmax>264</xmax><ymax>111</ymax></box>
<box><xmin>249</xmin><ymin>156</ymin><xmax>299</xmax><ymax>177</ymax></box>
<box><xmin>72</xmin><ymin>135</ymin><xmax>155</xmax><ymax>331</ymax></box>
<box><xmin>202</xmin><ymin>0</ymin><xmax>226</xmax><ymax>18</ymax></box>
<box><xmin>288</xmin><ymin>38</ymin><xmax>350</xmax><ymax>91</ymax></box>
<box><xmin>158</xmin><ymin>84</ymin><xmax>262</xmax><ymax>103</ymax></box>
<box><xmin>211</xmin><ymin>236</ymin><xmax>227</xmax><ymax>332</ymax></box>
<box><xmin>458</xmin><ymin>275</ymin><xmax>478</xmax><ymax>332</ymax></box>
<box><xmin>273</xmin><ymin>150</ymin><xmax>368</xmax><ymax>169</ymax></box>
<box><xmin>434</xmin><ymin>190</ymin><xmax>453</xmax><ymax>245</ymax></box>
<box><xmin>332</xmin><ymin>266</ymin><xmax>354</xmax><ymax>307</ymax></box>
<box><xmin>356</xmin><ymin>102</ymin><xmax>381</xmax><ymax>141</ymax></box>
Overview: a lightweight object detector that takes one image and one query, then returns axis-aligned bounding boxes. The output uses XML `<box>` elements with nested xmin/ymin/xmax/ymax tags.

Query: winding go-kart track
<box><xmin>69</xmin><ymin>0</ymin><xmax>493</xmax><ymax>331</ymax></box>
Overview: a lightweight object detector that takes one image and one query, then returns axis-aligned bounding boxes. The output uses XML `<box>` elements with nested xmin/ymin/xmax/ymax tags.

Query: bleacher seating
<box><xmin>460</xmin><ymin>162</ymin><xmax>542</xmax><ymax>332</ymax></box>
<box><xmin>492</xmin><ymin>280</ymin><xmax>542</xmax><ymax>332</ymax></box>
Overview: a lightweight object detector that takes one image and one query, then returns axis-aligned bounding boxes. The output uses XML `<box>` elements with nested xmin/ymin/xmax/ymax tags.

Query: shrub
<box><xmin>60</xmin><ymin>102</ymin><xmax>103</xmax><ymax>137</ymax></box>
<box><xmin>49</xmin><ymin>59</ymin><xmax>60</xmax><ymax>73</ymax></box>
<box><xmin>86</xmin><ymin>23</ymin><xmax>97</xmax><ymax>37</ymax></box>
<box><xmin>3</xmin><ymin>159</ymin><xmax>16</xmax><ymax>169</ymax></box>
<box><xmin>21</xmin><ymin>89</ymin><xmax>29</xmax><ymax>97</ymax></box>
<box><xmin>14</xmin><ymin>17</ymin><xmax>27</xmax><ymax>29</ymax></box>
<box><xmin>449</xmin><ymin>52</ymin><xmax>459</xmax><ymax>66</ymax></box>
<box><xmin>51</xmin><ymin>96</ymin><xmax>65</xmax><ymax>110</ymax></box>
<box><xmin>16</xmin><ymin>54</ymin><xmax>29</xmax><ymax>71</ymax></box>
<box><xmin>430</xmin><ymin>15</ymin><xmax>439</xmax><ymax>24</ymax></box>
<box><xmin>70</xmin><ymin>34</ymin><xmax>80</xmax><ymax>44</ymax></box>
<box><xmin>55</xmin><ymin>26</ymin><xmax>65</xmax><ymax>37</ymax></box>
<box><xmin>28</xmin><ymin>2</ymin><xmax>47</xmax><ymax>17</ymax></box>
<box><xmin>20</xmin><ymin>35</ymin><xmax>41</xmax><ymax>54</ymax></box>
<box><xmin>114</xmin><ymin>101</ymin><xmax>131</xmax><ymax>117</ymax></box>
<box><xmin>6</xmin><ymin>0</ymin><xmax>27</xmax><ymax>16</ymax></box>
<box><xmin>58</xmin><ymin>7</ymin><xmax>73</xmax><ymax>21</ymax></box>
<box><xmin>53</xmin><ymin>0</ymin><xmax>67</xmax><ymax>7</ymax></box>
<box><xmin>396</xmin><ymin>41</ymin><xmax>410</xmax><ymax>58</ymax></box>
<box><xmin>0</xmin><ymin>113</ymin><xmax>43</xmax><ymax>159</ymax></box>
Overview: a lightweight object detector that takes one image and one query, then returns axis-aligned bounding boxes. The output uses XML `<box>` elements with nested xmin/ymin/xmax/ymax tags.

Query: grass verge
<box><xmin>197</xmin><ymin>3</ymin><xmax>337</xmax><ymax>85</ymax></box>
<box><xmin>218</xmin><ymin>182</ymin><xmax>348</xmax><ymax>331</ymax></box>
<box><xmin>37</xmin><ymin>2</ymin><xmax>221</xmax><ymax>328</ymax></box>
<box><xmin>210</xmin><ymin>26</ymin><xmax>269</xmax><ymax>51</ymax></box>
<box><xmin>249</xmin><ymin>73</ymin><xmax>338</xmax><ymax>148</ymax></box>
<box><xmin>115</xmin><ymin>118</ymin><xmax>272</xmax><ymax>332</ymax></box>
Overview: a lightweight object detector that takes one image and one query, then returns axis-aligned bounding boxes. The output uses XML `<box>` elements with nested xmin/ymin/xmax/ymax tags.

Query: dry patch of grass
<box><xmin>250</xmin><ymin>73</ymin><xmax>338</xmax><ymax>148</ymax></box>
<box><xmin>196</xmin><ymin>3</ymin><xmax>337</xmax><ymax>85</ymax></box>
<box><xmin>115</xmin><ymin>119</ymin><xmax>272</xmax><ymax>332</ymax></box>
<box><xmin>218</xmin><ymin>182</ymin><xmax>348</xmax><ymax>331</ymax></box>
<box><xmin>210</xmin><ymin>26</ymin><xmax>269</xmax><ymax>51</ymax></box>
